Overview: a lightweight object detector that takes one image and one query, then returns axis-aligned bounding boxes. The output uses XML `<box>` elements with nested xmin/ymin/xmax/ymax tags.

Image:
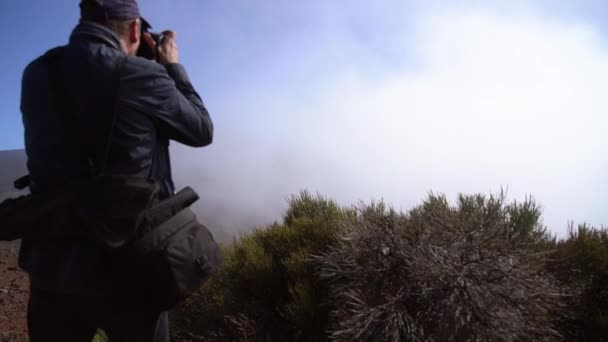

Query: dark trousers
<box><xmin>27</xmin><ymin>288</ymin><xmax>169</xmax><ymax>342</ymax></box>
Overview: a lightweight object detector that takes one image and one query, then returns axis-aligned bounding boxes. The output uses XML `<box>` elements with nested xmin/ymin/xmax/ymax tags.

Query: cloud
<box><xmin>172</xmin><ymin>3</ymin><xmax>607</xmax><ymax>238</ymax></box>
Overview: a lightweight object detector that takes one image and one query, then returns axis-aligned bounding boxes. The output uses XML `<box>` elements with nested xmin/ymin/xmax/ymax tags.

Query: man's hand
<box><xmin>158</xmin><ymin>31</ymin><xmax>179</xmax><ymax>65</ymax></box>
<box><xmin>142</xmin><ymin>30</ymin><xmax>179</xmax><ymax>65</ymax></box>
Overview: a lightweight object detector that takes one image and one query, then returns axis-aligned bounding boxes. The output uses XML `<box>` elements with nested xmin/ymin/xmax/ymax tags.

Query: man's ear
<box><xmin>129</xmin><ymin>19</ymin><xmax>140</xmax><ymax>44</ymax></box>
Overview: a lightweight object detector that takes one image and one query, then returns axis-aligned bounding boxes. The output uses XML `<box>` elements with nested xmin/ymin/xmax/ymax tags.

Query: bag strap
<box><xmin>97</xmin><ymin>55</ymin><xmax>127</xmax><ymax>177</ymax></box>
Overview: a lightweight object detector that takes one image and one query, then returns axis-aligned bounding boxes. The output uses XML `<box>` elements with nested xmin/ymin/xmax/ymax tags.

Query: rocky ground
<box><xmin>0</xmin><ymin>241</ymin><xmax>28</xmax><ymax>341</ymax></box>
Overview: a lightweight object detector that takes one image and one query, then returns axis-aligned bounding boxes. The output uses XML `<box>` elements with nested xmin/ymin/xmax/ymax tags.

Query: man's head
<box><xmin>80</xmin><ymin>0</ymin><xmax>150</xmax><ymax>56</ymax></box>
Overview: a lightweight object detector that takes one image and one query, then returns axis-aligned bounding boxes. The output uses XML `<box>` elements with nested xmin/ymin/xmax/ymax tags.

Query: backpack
<box><xmin>0</xmin><ymin>46</ymin><xmax>222</xmax><ymax>311</ymax></box>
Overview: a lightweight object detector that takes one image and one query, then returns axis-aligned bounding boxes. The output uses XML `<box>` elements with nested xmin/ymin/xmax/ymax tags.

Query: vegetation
<box><xmin>172</xmin><ymin>191</ymin><xmax>346</xmax><ymax>341</ymax></box>
<box><xmin>171</xmin><ymin>190</ymin><xmax>607</xmax><ymax>341</ymax></box>
<box><xmin>546</xmin><ymin>224</ymin><xmax>608</xmax><ymax>340</ymax></box>
<box><xmin>315</xmin><ymin>193</ymin><xmax>564</xmax><ymax>341</ymax></box>
<box><xmin>92</xmin><ymin>330</ymin><xmax>108</xmax><ymax>342</ymax></box>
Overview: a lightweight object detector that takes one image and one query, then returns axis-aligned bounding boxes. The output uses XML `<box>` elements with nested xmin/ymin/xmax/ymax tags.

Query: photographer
<box><xmin>19</xmin><ymin>0</ymin><xmax>213</xmax><ymax>340</ymax></box>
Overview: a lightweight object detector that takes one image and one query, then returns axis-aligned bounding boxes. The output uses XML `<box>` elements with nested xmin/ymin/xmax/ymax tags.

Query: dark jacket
<box><xmin>19</xmin><ymin>22</ymin><xmax>213</xmax><ymax>294</ymax></box>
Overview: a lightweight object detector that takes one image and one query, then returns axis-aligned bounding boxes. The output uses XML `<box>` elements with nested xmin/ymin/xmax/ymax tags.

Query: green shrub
<box><xmin>92</xmin><ymin>329</ymin><xmax>107</xmax><ymax>342</ymax></box>
<box><xmin>171</xmin><ymin>191</ymin><xmax>346</xmax><ymax>341</ymax></box>
<box><xmin>547</xmin><ymin>224</ymin><xmax>608</xmax><ymax>340</ymax></box>
<box><xmin>171</xmin><ymin>190</ymin><xmax>589</xmax><ymax>341</ymax></box>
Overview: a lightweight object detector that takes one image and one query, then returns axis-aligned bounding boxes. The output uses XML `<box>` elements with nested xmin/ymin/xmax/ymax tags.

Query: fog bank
<box><xmin>172</xmin><ymin>5</ymin><xmax>607</xmax><ymax>239</ymax></box>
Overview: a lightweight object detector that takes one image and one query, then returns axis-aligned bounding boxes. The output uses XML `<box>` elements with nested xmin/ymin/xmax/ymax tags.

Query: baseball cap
<box><xmin>80</xmin><ymin>0</ymin><xmax>152</xmax><ymax>30</ymax></box>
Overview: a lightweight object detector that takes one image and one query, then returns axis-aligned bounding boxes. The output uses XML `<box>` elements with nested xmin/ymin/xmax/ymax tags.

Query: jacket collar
<box><xmin>70</xmin><ymin>21</ymin><xmax>123</xmax><ymax>51</ymax></box>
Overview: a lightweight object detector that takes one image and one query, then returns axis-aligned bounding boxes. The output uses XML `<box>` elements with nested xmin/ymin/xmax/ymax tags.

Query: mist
<box><xmin>168</xmin><ymin>2</ymin><xmax>607</xmax><ymax>239</ymax></box>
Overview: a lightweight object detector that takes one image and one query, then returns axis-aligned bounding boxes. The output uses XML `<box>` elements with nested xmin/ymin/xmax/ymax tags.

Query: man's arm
<box><xmin>156</xmin><ymin>62</ymin><xmax>213</xmax><ymax>147</ymax></box>
<box><xmin>122</xmin><ymin>31</ymin><xmax>213</xmax><ymax>147</ymax></box>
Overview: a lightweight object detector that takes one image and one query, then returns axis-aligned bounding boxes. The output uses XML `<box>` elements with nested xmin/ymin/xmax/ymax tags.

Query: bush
<box><xmin>171</xmin><ymin>191</ymin><xmax>346</xmax><ymax>341</ymax></box>
<box><xmin>314</xmin><ymin>192</ymin><xmax>565</xmax><ymax>341</ymax></box>
<box><xmin>172</xmin><ymin>191</ymin><xmax>585</xmax><ymax>341</ymax></box>
<box><xmin>92</xmin><ymin>330</ymin><xmax>108</xmax><ymax>342</ymax></box>
<box><xmin>547</xmin><ymin>224</ymin><xmax>608</xmax><ymax>340</ymax></box>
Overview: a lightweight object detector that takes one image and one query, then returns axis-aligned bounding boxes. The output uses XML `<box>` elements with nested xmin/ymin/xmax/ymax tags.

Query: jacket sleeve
<box><xmin>121</xmin><ymin>59</ymin><xmax>213</xmax><ymax>147</ymax></box>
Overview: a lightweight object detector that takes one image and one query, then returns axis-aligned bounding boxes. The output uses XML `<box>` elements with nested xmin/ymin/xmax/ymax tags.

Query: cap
<box><xmin>80</xmin><ymin>0</ymin><xmax>147</xmax><ymax>23</ymax></box>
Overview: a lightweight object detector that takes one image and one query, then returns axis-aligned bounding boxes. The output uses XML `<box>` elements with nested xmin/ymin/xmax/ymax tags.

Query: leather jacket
<box><xmin>19</xmin><ymin>21</ymin><xmax>213</xmax><ymax>294</ymax></box>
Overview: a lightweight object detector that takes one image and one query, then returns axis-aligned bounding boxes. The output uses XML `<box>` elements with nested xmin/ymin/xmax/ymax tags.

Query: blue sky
<box><xmin>1</xmin><ymin>1</ymin><xmax>606</xmax><ymax>236</ymax></box>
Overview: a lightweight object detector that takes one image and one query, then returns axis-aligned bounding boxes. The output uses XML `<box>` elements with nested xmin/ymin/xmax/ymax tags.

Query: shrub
<box><xmin>547</xmin><ymin>224</ymin><xmax>608</xmax><ymax>340</ymax></box>
<box><xmin>171</xmin><ymin>191</ymin><xmax>346</xmax><ymax>341</ymax></box>
<box><xmin>171</xmin><ymin>191</ymin><xmax>579</xmax><ymax>341</ymax></box>
<box><xmin>92</xmin><ymin>330</ymin><xmax>108</xmax><ymax>342</ymax></box>
<box><xmin>314</xmin><ymin>192</ymin><xmax>566</xmax><ymax>341</ymax></box>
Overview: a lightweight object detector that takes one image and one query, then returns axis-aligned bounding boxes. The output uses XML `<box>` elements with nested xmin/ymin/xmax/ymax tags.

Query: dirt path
<box><xmin>0</xmin><ymin>241</ymin><xmax>28</xmax><ymax>341</ymax></box>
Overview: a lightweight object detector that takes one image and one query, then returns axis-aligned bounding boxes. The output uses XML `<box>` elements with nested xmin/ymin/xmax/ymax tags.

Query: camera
<box><xmin>137</xmin><ymin>31</ymin><xmax>165</xmax><ymax>61</ymax></box>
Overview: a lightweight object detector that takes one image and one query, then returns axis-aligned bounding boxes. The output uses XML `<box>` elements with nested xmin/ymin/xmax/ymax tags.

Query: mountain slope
<box><xmin>0</xmin><ymin>149</ymin><xmax>27</xmax><ymax>194</ymax></box>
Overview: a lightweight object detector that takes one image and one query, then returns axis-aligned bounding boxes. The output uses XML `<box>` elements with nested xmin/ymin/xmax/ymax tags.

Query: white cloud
<box><xmin>173</xmin><ymin>5</ymin><xmax>608</xmax><ymax>238</ymax></box>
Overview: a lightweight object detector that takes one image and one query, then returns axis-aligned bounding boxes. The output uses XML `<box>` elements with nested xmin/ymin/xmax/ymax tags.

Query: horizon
<box><xmin>1</xmin><ymin>1</ymin><xmax>606</xmax><ymax>237</ymax></box>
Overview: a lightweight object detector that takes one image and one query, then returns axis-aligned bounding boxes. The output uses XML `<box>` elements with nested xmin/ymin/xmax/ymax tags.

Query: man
<box><xmin>19</xmin><ymin>0</ymin><xmax>213</xmax><ymax>340</ymax></box>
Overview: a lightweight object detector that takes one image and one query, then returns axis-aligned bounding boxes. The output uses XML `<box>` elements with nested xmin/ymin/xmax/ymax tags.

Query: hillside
<box><xmin>0</xmin><ymin>149</ymin><xmax>27</xmax><ymax>194</ymax></box>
